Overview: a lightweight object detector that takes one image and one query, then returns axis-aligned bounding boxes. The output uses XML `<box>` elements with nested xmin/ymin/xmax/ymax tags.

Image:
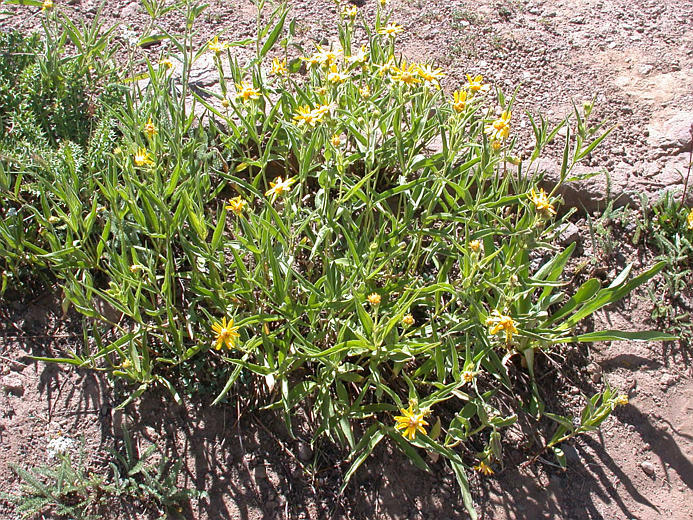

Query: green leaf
<box><xmin>564</xmin><ymin>330</ymin><xmax>678</xmax><ymax>343</ymax></box>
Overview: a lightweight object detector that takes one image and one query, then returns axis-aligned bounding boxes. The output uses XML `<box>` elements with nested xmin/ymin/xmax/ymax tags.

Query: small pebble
<box><xmin>640</xmin><ymin>461</ymin><xmax>655</xmax><ymax>476</ymax></box>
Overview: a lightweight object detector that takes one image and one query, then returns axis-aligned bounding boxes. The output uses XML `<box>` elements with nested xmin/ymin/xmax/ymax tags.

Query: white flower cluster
<box><xmin>46</xmin><ymin>435</ymin><xmax>75</xmax><ymax>459</ymax></box>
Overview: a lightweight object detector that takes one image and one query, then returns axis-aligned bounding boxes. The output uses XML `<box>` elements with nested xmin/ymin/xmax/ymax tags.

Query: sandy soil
<box><xmin>1</xmin><ymin>0</ymin><xmax>692</xmax><ymax>518</ymax></box>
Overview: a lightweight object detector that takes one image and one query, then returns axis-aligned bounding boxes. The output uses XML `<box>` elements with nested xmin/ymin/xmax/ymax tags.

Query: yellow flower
<box><xmin>473</xmin><ymin>460</ymin><xmax>494</xmax><ymax>476</ymax></box>
<box><xmin>462</xmin><ymin>370</ymin><xmax>475</xmax><ymax>383</ymax></box>
<box><xmin>687</xmin><ymin>208</ymin><xmax>693</xmax><ymax>230</ymax></box>
<box><xmin>293</xmin><ymin>105</ymin><xmax>324</xmax><ymax>127</ymax></box>
<box><xmin>313</xmin><ymin>45</ymin><xmax>342</xmax><ymax>67</ymax></box>
<box><xmin>347</xmin><ymin>45</ymin><xmax>369</xmax><ymax>66</ymax></box>
<box><xmin>143</xmin><ymin>117</ymin><xmax>157</xmax><ymax>139</ymax></box>
<box><xmin>342</xmin><ymin>4</ymin><xmax>358</xmax><ymax>18</ymax></box>
<box><xmin>159</xmin><ymin>58</ymin><xmax>173</xmax><ymax>69</ymax></box>
<box><xmin>485</xmin><ymin>110</ymin><xmax>511</xmax><ymax>141</ymax></box>
<box><xmin>212</xmin><ymin>316</ymin><xmax>240</xmax><ymax>351</ymax></box>
<box><xmin>226</xmin><ymin>196</ymin><xmax>247</xmax><ymax>216</ymax></box>
<box><xmin>377</xmin><ymin>56</ymin><xmax>397</xmax><ymax>76</ymax></box>
<box><xmin>313</xmin><ymin>103</ymin><xmax>334</xmax><ymax>118</ymax></box>
<box><xmin>486</xmin><ymin>310</ymin><xmax>518</xmax><ymax>343</ymax></box>
<box><xmin>529</xmin><ymin>188</ymin><xmax>556</xmax><ymax>216</ymax></box>
<box><xmin>208</xmin><ymin>35</ymin><xmax>230</xmax><ymax>55</ymax></box>
<box><xmin>614</xmin><ymin>394</ymin><xmax>629</xmax><ymax>406</ymax></box>
<box><xmin>330</xmin><ymin>134</ymin><xmax>341</xmax><ymax>147</ymax></box>
<box><xmin>236</xmin><ymin>82</ymin><xmax>261</xmax><ymax>102</ymax></box>
<box><xmin>270</xmin><ymin>57</ymin><xmax>287</xmax><ymax>76</ymax></box>
<box><xmin>265</xmin><ymin>176</ymin><xmax>297</xmax><ymax>200</ymax></box>
<box><xmin>402</xmin><ymin>314</ymin><xmax>415</xmax><ymax>326</ymax></box>
<box><xmin>327</xmin><ymin>64</ymin><xmax>349</xmax><ymax>84</ymax></box>
<box><xmin>417</xmin><ymin>64</ymin><xmax>446</xmax><ymax>88</ymax></box>
<box><xmin>391</xmin><ymin>60</ymin><xmax>421</xmax><ymax>86</ymax></box>
<box><xmin>359</xmin><ymin>85</ymin><xmax>371</xmax><ymax>99</ymax></box>
<box><xmin>469</xmin><ymin>239</ymin><xmax>481</xmax><ymax>252</ymax></box>
<box><xmin>367</xmin><ymin>293</ymin><xmax>381</xmax><ymax>305</ymax></box>
<box><xmin>300</xmin><ymin>53</ymin><xmax>322</xmax><ymax>68</ymax></box>
<box><xmin>452</xmin><ymin>90</ymin><xmax>467</xmax><ymax>113</ymax></box>
<box><xmin>133</xmin><ymin>147</ymin><xmax>153</xmax><ymax>167</ymax></box>
<box><xmin>491</xmin><ymin>140</ymin><xmax>502</xmax><ymax>152</ymax></box>
<box><xmin>378</xmin><ymin>22</ymin><xmax>404</xmax><ymax>36</ymax></box>
<box><xmin>394</xmin><ymin>405</ymin><xmax>429</xmax><ymax>440</ymax></box>
<box><xmin>380</xmin><ymin>0</ymin><xmax>388</xmax><ymax>5</ymax></box>
<box><xmin>465</xmin><ymin>74</ymin><xmax>490</xmax><ymax>93</ymax></box>
<box><xmin>41</xmin><ymin>0</ymin><xmax>53</xmax><ymax>11</ymax></box>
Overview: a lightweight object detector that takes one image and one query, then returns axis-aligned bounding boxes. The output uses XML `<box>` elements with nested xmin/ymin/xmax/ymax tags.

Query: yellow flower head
<box><xmin>159</xmin><ymin>58</ymin><xmax>174</xmax><ymax>69</ymax></box>
<box><xmin>313</xmin><ymin>103</ymin><xmax>334</xmax><ymax>118</ymax></box>
<box><xmin>485</xmin><ymin>110</ymin><xmax>511</xmax><ymax>141</ymax></box>
<box><xmin>394</xmin><ymin>405</ymin><xmax>429</xmax><ymax>440</ymax></box>
<box><xmin>486</xmin><ymin>310</ymin><xmax>518</xmax><ymax>343</ymax></box>
<box><xmin>342</xmin><ymin>4</ymin><xmax>358</xmax><ymax>18</ymax></box>
<box><xmin>469</xmin><ymin>239</ymin><xmax>481</xmax><ymax>252</ymax></box>
<box><xmin>687</xmin><ymin>208</ymin><xmax>693</xmax><ymax>230</ymax></box>
<box><xmin>391</xmin><ymin>60</ymin><xmax>421</xmax><ymax>86</ymax></box>
<box><xmin>143</xmin><ymin>117</ymin><xmax>157</xmax><ymax>139</ymax></box>
<box><xmin>417</xmin><ymin>64</ymin><xmax>446</xmax><ymax>88</ymax></box>
<box><xmin>402</xmin><ymin>314</ymin><xmax>415</xmax><ymax>326</ymax></box>
<box><xmin>313</xmin><ymin>45</ymin><xmax>343</xmax><ymax>67</ymax></box>
<box><xmin>327</xmin><ymin>64</ymin><xmax>349</xmax><ymax>84</ymax></box>
<box><xmin>236</xmin><ymin>81</ymin><xmax>261</xmax><ymax>102</ymax></box>
<box><xmin>270</xmin><ymin>57</ymin><xmax>287</xmax><ymax>76</ymax></box>
<box><xmin>359</xmin><ymin>85</ymin><xmax>371</xmax><ymax>99</ymax></box>
<box><xmin>226</xmin><ymin>196</ymin><xmax>247</xmax><ymax>216</ymax></box>
<box><xmin>614</xmin><ymin>394</ymin><xmax>629</xmax><ymax>406</ymax></box>
<box><xmin>378</xmin><ymin>22</ymin><xmax>404</xmax><ymax>36</ymax></box>
<box><xmin>300</xmin><ymin>53</ymin><xmax>322</xmax><ymax>68</ymax></box>
<box><xmin>212</xmin><ymin>316</ymin><xmax>240</xmax><ymax>351</ymax></box>
<box><xmin>293</xmin><ymin>105</ymin><xmax>325</xmax><ymax>127</ymax></box>
<box><xmin>265</xmin><ymin>176</ymin><xmax>297</xmax><ymax>200</ymax></box>
<box><xmin>347</xmin><ymin>45</ymin><xmax>369</xmax><ymax>67</ymax></box>
<box><xmin>377</xmin><ymin>56</ymin><xmax>397</xmax><ymax>76</ymax></box>
<box><xmin>462</xmin><ymin>370</ymin><xmax>475</xmax><ymax>383</ymax></box>
<box><xmin>491</xmin><ymin>140</ymin><xmax>502</xmax><ymax>152</ymax></box>
<box><xmin>330</xmin><ymin>134</ymin><xmax>341</xmax><ymax>147</ymax></box>
<box><xmin>367</xmin><ymin>293</ymin><xmax>381</xmax><ymax>305</ymax></box>
<box><xmin>529</xmin><ymin>187</ymin><xmax>556</xmax><ymax>216</ymax></box>
<box><xmin>208</xmin><ymin>35</ymin><xmax>230</xmax><ymax>55</ymax></box>
<box><xmin>41</xmin><ymin>0</ymin><xmax>53</xmax><ymax>11</ymax></box>
<box><xmin>473</xmin><ymin>460</ymin><xmax>494</xmax><ymax>476</ymax></box>
<box><xmin>465</xmin><ymin>74</ymin><xmax>490</xmax><ymax>93</ymax></box>
<box><xmin>133</xmin><ymin>147</ymin><xmax>153</xmax><ymax>167</ymax></box>
<box><xmin>380</xmin><ymin>0</ymin><xmax>388</xmax><ymax>5</ymax></box>
<box><xmin>452</xmin><ymin>90</ymin><xmax>467</xmax><ymax>113</ymax></box>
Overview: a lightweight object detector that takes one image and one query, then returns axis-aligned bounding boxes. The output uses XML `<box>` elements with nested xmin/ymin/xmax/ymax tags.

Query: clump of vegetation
<box><xmin>0</xmin><ymin>0</ymin><xmax>681</xmax><ymax>517</ymax></box>
<box><xmin>4</xmin><ymin>432</ymin><xmax>202</xmax><ymax>519</ymax></box>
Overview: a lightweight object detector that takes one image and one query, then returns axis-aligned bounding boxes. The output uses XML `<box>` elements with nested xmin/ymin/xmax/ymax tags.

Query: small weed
<box><xmin>4</xmin><ymin>432</ymin><xmax>203</xmax><ymax>520</ymax></box>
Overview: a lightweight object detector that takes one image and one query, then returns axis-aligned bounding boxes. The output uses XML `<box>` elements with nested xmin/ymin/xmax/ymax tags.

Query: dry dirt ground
<box><xmin>1</xmin><ymin>0</ymin><xmax>693</xmax><ymax>519</ymax></box>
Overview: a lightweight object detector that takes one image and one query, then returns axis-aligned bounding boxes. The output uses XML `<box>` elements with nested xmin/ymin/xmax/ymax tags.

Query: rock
<box><xmin>120</xmin><ymin>2</ymin><xmax>139</xmax><ymax>18</ymax></box>
<box><xmin>562</xmin><ymin>444</ymin><xmax>580</xmax><ymax>464</ymax></box>
<box><xmin>1</xmin><ymin>374</ymin><xmax>25</xmax><ymax>396</ymax></box>
<box><xmin>253</xmin><ymin>464</ymin><xmax>267</xmax><ymax>480</ymax></box>
<box><xmin>557</xmin><ymin>221</ymin><xmax>580</xmax><ymax>246</ymax></box>
<box><xmin>534</xmin><ymin>158</ymin><xmax>635</xmax><ymax>214</ymax></box>
<box><xmin>639</xmin><ymin>64</ymin><xmax>654</xmax><ymax>75</ymax></box>
<box><xmin>587</xmin><ymin>362</ymin><xmax>602</xmax><ymax>383</ymax></box>
<box><xmin>659</xmin><ymin>372</ymin><xmax>677</xmax><ymax>388</ymax></box>
<box><xmin>640</xmin><ymin>461</ymin><xmax>655</xmax><ymax>476</ymax></box>
<box><xmin>647</xmin><ymin>111</ymin><xmax>693</xmax><ymax>157</ymax></box>
<box><xmin>297</xmin><ymin>441</ymin><xmax>313</xmax><ymax>462</ymax></box>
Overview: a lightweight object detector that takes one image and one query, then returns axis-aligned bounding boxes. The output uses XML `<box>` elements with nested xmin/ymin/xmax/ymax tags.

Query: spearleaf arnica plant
<box><xmin>0</xmin><ymin>1</ymin><xmax>676</xmax><ymax>516</ymax></box>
